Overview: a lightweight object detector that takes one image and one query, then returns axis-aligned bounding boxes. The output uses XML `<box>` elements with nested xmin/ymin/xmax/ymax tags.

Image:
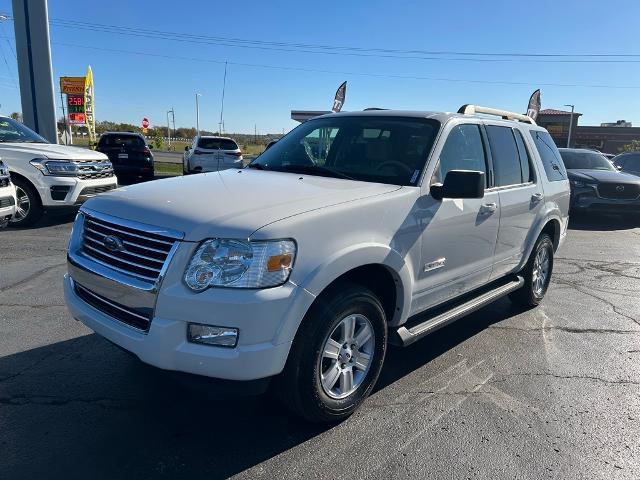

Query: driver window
<box><xmin>431</xmin><ymin>124</ymin><xmax>487</xmax><ymax>187</ymax></box>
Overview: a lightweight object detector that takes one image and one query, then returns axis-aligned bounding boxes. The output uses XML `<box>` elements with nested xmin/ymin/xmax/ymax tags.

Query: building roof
<box><xmin>539</xmin><ymin>108</ymin><xmax>582</xmax><ymax>116</ymax></box>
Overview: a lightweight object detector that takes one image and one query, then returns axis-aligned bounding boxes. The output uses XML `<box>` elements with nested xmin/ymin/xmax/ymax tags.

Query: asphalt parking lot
<box><xmin>1</xmin><ymin>210</ymin><xmax>639</xmax><ymax>479</ymax></box>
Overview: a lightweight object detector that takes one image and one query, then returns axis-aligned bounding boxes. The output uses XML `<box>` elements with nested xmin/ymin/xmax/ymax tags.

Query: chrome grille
<box><xmin>78</xmin><ymin>184</ymin><xmax>117</xmax><ymax>197</ymax></box>
<box><xmin>75</xmin><ymin>159</ymin><xmax>115</xmax><ymax>180</ymax></box>
<box><xmin>80</xmin><ymin>213</ymin><xmax>177</xmax><ymax>283</ymax></box>
<box><xmin>0</xmin><ymin>196</ymin><xmax>15</xmax><ymax>208</ymax></box>
<box><xmin>598</xmin><ymin>183</ymin><xmax>640</xmax><ymax>200</ymax></box>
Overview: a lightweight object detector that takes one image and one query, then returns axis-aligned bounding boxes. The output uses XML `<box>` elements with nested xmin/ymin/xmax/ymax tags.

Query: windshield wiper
<box><xmin>279</xmin><ymin>164</ymin><xmax>354</xmax><ymax>180</ymax></box>
<box><xmin>246</xmin><ymin>163</ymin><xmax>267</xmax><ymax>170</ymax></box>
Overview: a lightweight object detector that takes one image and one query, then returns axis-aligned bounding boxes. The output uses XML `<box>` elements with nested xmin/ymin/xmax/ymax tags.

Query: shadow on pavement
<box><xmin>0</xmin><ymin>298</ymin><xmax>522</xmax><ymax>479</ymax></box>
<box><xmin>568</xmin><ymin>212</ymin><xmax>640</xmax><ymax>231</ymax></box>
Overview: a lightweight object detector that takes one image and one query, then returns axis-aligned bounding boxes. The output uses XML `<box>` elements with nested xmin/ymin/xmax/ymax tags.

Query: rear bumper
<box><xmin>113</xmin><ymin>164</ymin><xmax>154</xmax><ymax>178</ymax></box>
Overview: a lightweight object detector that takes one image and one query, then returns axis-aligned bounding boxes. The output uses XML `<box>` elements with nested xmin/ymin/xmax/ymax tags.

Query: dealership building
<box><xmin>536</xmin><ymin>109</ymin><xmax>640</xmax><ymax>154</ymax></box>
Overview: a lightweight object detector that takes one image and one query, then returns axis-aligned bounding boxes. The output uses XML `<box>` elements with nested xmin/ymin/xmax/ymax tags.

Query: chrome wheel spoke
<box><xmin>354</xmin><ymin>352</ymin><xmax>370</xmax><ymax>371</ymax></box>
<box><xmin>322</xmin><ymin>364</ymin><xmax>341</xmax><ymax>391</ymax></box>
<box><xmin>339</xmin><ymin>369</ymin><xmax>354</xmax><ymax>394</ymax></box>
<box><xmin>354</xmin><ymin>326</ymin><xmax>372</xmax><ymax>347</ymax></box>
<box><xmin>341</xmin><ymin>315</ymin><xmax>356</xmax><ymax>343</ymax></box>
<box><xmin>322</xmin><ymin>338</ymin><xmax>341</xmax><ymax>360</ymax></box>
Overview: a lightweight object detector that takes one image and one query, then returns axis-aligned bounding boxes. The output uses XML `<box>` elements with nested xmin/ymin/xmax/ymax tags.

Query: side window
<box><xmin>530</xmin><ymin>130</ymin><xmax>567</xmax><ymax>181</ymax></box>
<box><xmin>513</xmin><ymin>129</ymin><xmax>533</xmax><ymax>182</ymax></box>
<box><xmin>432</xmin><ymin>124</ymin><xmax>487</xmax><ymax>186</ymax></box>
<box><xmin>486</xmin><ymin>125</ymin><xmax>522</xmax><ymax>187</ymax></box>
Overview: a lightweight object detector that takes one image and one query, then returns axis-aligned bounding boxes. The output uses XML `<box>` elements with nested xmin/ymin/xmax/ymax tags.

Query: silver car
<box><xmin>183</xmin><ymin>135</ymin><xmax>243</xmax><ymax>174</ymax></box>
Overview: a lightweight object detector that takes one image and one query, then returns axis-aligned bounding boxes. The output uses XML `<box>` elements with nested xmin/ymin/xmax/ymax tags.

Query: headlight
<box><xmin>570</xmin><ymin>179</ymin><xmax>591</xmax><ymax>188</ymax></box>
<box><xmin>30</xmin><ymin>158</ymin><xmax>79</xmax><ymax>176</ymax></box>
<box><xmin>184</xmin><ymin>238</ymin><xmax>296</xmax><ymax>291</ymax></box>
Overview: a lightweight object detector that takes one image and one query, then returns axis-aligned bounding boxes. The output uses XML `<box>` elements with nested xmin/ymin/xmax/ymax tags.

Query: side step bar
<box><xmin>394</xmin><ymin>276</ymin><xmax>524</xmax><ymax>347</ymax></box>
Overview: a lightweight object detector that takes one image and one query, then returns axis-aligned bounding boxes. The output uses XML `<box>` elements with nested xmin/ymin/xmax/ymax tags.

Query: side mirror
<box><xmin>147</xmin><ymin>145</ymin><xmax>153</xmax><ymax>149</ymax></box>
<box><xmin>430</xmin><ymin>170</ymin><xmax>485</xmax><ymax>200</ymax></box>
<box><xmin>615</xmin><ymin>164</ymin><xmax>622</xmax><ymax>171</ymax></box>
<box><xmin>184</xmin><ymin>146</ymin><xmax>190</xmax><ymax>151</ymax></box>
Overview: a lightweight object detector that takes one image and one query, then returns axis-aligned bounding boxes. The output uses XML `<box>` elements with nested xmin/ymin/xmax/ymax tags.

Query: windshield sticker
<box><xmin>410</xmin><ymin>170</ymin><xmax>420</xmax><ymax>184</ymax></box>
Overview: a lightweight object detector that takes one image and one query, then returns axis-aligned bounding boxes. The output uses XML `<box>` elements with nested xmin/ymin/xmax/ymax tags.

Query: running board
<box><xmin>394</xmin><ymin>276</ymin><xmax>524</xmax><ymax>347</ymax></box>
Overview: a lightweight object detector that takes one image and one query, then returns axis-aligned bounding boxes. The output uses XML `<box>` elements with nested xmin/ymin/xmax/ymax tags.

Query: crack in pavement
<box><xmin>1</xmin><ymin>303</ymin><xmax>66</xmax><ymax>309</ymax></box>
<box><xmin>0</xmin><ymin>263</ymin><xmax>66</xmax><ymax>293</ymax></box>
<box><xmin>493</xmin><ymin>371</ymin><xmax>640</xmax><ymax>387</ymax></box>
<box><xmin>488</xmin><ymin>325</ymin><xmax>640</xmax><ymax>334</ymax></box>
<box><xmin>0</xmin><ymin>393</ymin><xmax>138</xmax><ymax>410</ymax></box>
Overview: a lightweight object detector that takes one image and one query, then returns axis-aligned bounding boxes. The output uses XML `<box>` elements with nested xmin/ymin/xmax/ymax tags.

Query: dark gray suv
<box><xmin>559</xmin><ymin>148</ymin><xmax>640</xmax><ymax>217</ymax></box>
<box><xmin>613</xmin><ymin>152</ymin><xmax>640</xmax><ymax>178</ymax></box>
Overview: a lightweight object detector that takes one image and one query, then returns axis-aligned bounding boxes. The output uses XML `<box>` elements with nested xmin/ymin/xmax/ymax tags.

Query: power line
<box><xmin>51</xmin><ymin>41</ymin><xmax>640</xmax><ymax>90</ymax></box>
<box><xmin>45</xmin><ymin>18</ymin><xmax>640</xmax><ymax>64</ymax></box>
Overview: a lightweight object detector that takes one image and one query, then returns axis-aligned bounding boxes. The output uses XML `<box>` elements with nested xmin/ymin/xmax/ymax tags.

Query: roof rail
<box><xmin>457</xmin><ymin>104</ymin><xmax>536</xmax><ymax>125</ymax></box>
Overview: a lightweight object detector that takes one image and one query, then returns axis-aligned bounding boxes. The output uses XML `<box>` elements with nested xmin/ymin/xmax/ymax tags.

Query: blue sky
<box><xmin>0</xmin><ymin>0</ymin><xmax>639</xmax><ymax>133</ymax></box>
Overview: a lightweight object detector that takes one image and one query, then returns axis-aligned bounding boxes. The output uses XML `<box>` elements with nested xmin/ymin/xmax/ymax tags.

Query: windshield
<box><xmin>0</xmin><ymin>117</ymin><xmax>48</xmax><ymax>143</ymax></box>
<box><xmin>560</xmin><ymin>150</ymin><xmax>615</xmax><ymax>171</ymax></box>
<box><xmin>249</xmin><ymin>115</ymin><xmax>440</xmax><ymax>186</ymax></box>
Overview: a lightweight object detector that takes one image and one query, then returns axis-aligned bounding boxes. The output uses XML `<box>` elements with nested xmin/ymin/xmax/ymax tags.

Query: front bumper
<box><xmin>34</xmin><ymin>174</ymin><xmax>118</xmax><ymax>207</ymax></box>
<box><xmin>570</xmin><ymin>190</ymin><xmax>640</xmax><ymax>214</ymax></box>
<box><xmin>0</xmin><ymin>184</ymin><xmax>16</xmax><ymax>222</ymax></box>
<box><xmin>64</xmin><ymin>274</ymin><xmax>314</xmax><ymax>381</ymax></box>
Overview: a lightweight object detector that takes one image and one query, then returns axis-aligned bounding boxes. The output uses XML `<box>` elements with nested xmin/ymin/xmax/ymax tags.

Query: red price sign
<box><xmin>68</xmin><ymin>113</ymin><xmax>86</xmax><ymax>125</ymax></box>
<box><xmin>142</xmin><ymin>117</ymin><xmax>149</xmax><ymax>129</ymax></box>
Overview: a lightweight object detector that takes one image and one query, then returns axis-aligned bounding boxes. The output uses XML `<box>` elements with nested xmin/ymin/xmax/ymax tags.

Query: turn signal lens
<box><xmin>267</xmin><ymin>253</ymin><xmax>293</xmax><ymax>272</ymax></box>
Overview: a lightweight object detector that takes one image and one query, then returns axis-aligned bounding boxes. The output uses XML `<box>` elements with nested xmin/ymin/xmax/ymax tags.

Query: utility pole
<box><xmin>564</xmin><ymin>104</ymin><xmax>575</xmax><ymax>148</ymax></box>
<box><xmin>219</xmin><ymin>61</ymin><xmax>227</xmax><ymax>134</ymax></box>
<box><xmin>11</xmin><ymin>0</ymin><xmax>57</xmax><ymax>142</ymax></box>
<box><xmin>59</xmin><ymin>90</ymin><xmax>71</xmax><ymax>145</ymax></box>
<box><xmin>254</xmin><ymin>124</ymin><xmax>257</xmax><ymax>144</ymax></box>
<box><xmin>166</xmin><ymin>109</ymin><xmax>173</xmax><ymax>149</ymax></box>
<box><xmin>171</xmin><ymin>107</ymin><xmax>176</xmax><ymax>138</ymax></box>
<box><xmin>195</xmin><ymin>93</ymin><xmax>202</xmax><ymax>137</ymax></box>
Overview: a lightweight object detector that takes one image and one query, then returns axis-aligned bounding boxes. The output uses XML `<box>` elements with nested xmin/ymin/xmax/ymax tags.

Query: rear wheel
<box><xmin>509</xmin><ymin>233</ymin><xmax>554</xmax><ymax>307</ymax></box>
<box><xmin>9</xmin><ymin>177</ymin><xmax>43</xmax><ymax>228</ymax></box>
<box><xmin>276</xmin><ymin>283</ymin><xmax>387</xmax><ymax>423</ymax></box>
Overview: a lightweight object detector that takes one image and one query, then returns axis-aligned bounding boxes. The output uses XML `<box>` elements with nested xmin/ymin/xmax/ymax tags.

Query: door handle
<box><xmin>480</xmin><ymin>202</ymin><xmax>497</xmax><ymax>214</ymax></box>
<box><xmin>531</xmin><ymin>193</ymin><xmax>544</xmax><ymax>203</ymax></box>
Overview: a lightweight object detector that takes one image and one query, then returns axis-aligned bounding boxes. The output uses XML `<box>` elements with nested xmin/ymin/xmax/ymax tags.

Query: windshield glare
<box><xmin>0</xmin><ymin>117</ymin><xmax>48</xmax><ymax>143</ymax></box>
<box><xmin>560</xmin><ymin>150</ymin><xmax>615</xmax><ymax>171</ymax></box>
<box><xmin>251</xmin><ymin>116</ymin><xmax>440</xmax><ymax>186</ymax></box>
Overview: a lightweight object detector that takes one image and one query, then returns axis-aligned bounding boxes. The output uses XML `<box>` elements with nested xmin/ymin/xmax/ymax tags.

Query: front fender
<box><xmin>296</xmin><ymin>242</ymin><xmax>414</xmax><ymax>326</ymax></box>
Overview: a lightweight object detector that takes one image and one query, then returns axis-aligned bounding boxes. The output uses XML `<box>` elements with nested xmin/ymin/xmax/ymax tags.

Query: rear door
<box><xmin>414</xmin><ymin>122</ymin><xmax>500</xmax><ymax>313</ymax></box>
<box><xmin>485</xmin><ymin>125</ymin><xmax>544</xmax><ymax>279</ymax></box>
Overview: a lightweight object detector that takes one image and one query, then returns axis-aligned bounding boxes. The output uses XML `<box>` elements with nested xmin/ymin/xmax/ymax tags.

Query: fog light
<box><xmin>187</xmin><ymin>323</ymin><xmax>238</xmax><ymax>348</ymax></box>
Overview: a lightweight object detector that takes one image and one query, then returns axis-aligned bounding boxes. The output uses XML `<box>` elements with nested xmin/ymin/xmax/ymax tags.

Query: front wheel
<box><xmin>9</xmin><ymin>177</ymin><xmax>43</xmax><ymax>228</ymax></box>
<box><xmin>276</xmin><ymin>283</ymin><xmax>387</xmax><ymax>423</ymax></box>
<box><xmin>510</xmin><ymin>233</ymin><xmax>554</xmax><ymax>307</ymax></box>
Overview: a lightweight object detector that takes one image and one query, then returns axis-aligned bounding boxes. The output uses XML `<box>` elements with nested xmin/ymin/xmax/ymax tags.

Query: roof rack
<box><xmin>457</xmin><ymin>104</ymin><xmax>536</xmax><ymax>125</ymax></box>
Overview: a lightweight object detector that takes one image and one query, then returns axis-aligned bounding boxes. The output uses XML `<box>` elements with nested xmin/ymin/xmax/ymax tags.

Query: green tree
<box><xmin>153</xmin><ymin>132</ymin><xmax>165</xmax><ymax>150</ymax></box>
<box><xmin>9</xmin><ymin>112</ymin><xmax>21</xmax><ymax>121</ymax></box>
<box><xmin>619</xmin><ymin>140</ymin><xmax>640</xmax><ymax>153</ymax></box>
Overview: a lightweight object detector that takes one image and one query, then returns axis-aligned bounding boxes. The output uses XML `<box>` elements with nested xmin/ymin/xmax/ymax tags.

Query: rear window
<box><xmin>197</xmin><ymin>138</ymin><xmax>239</xmax><ymax>150</ymax></box>
<box><xmin>530</xmin><ymin>130</ymin><xmax>567</xmax><ymax>181</ymax></box>
<box><xmin>99</xmin><ymin>135</ymin><xmax>145</xmax><ymax>148</ymax></box>
<box><xmin>486</xmin><ymin>125</ymin><xmax>522</xmax><ymax>187</ymax></box>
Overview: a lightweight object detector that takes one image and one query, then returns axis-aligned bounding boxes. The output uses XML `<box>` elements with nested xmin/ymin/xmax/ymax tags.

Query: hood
<box><xmin>83</xmin><ymin>169</ymin><xmax>402</xmax><ymax>241</ymax></box>
<box><xmin>567</xmin><ymin>168</ymin><xmax>640</xmax><ymax>185</ymax></box>
<box><xmin>0</xmin><ymin>142</ymin><xmax>108</xmax><ymax>161</ymax></box>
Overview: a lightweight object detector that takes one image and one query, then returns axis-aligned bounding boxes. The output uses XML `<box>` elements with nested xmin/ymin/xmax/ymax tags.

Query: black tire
<box><xmin>276</xmin><ymin>282</ymin><xmax>387</xmax><ymax>423</ymax></box>
<box><xmin>9</xmin><ymin>177</ymin><xmax>43</xmax><ymax>228</ymax></box>
<box><xmin>509</xmin><ymin>233</ymin><xmax>554</xmax><ymax>307</ymax></box>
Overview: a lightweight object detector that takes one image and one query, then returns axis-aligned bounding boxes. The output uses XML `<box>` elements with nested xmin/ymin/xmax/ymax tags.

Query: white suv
<box><xmin>0</xmin><ymin>160</ymin><xmax>16</xmax><ymax>227</ymax></box>
<box><xmin>65</xmin><ymin>106</ymin><xmax>570</xmax><ymax>422</ymax></box>
<box><xmin>183</xmin><ymin>136</ymin><xmax>243</xmax><ymax>174</ymax></box>
<box><xmin>0</xmin><ymin>116</ymin><xmax>117</xmax><ymax>227</ymax></box>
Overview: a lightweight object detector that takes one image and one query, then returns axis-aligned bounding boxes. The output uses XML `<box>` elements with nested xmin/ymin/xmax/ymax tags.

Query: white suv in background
<box><xmin>183</xmin><ymin>135</ymin><xmax>243</xmax><ymax>174</ymax></box>
<box><xmin>0</xmin><ymin>160</ymin><xmax>16</xmax><ymax>228</ymax></box>
<box><xmin>65</xmin><ymin>106</ymin><xmax>569</xmax><ymax>422</ymax></box>
<box><xmin>0</xmin><ymin>116</ymin><xmax>118</xmax><ymax>227</ymax></box>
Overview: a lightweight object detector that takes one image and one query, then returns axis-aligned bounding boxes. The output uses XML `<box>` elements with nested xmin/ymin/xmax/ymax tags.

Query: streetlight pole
<box><xmin>166</xmin><ymin>109</ymin><xmax>172</xmax><ymax>149</ymax></box>
<box><xmin>564</xmin><ymin>104</ymin><xmax>575</xmax><ymax>148</ymax></box>
<box><xmin>219</xmin><ymin>61</ymin><xmax>227</xmax><ymax>134</ymax></box>
<box><xmin>195</xmin><ymin>93</ymin><xmax>202</xmax><ymax>137</ymax></box>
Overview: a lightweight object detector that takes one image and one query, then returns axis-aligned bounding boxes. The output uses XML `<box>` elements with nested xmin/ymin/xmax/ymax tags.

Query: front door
<box><xmin>412</xmin><ymin>123</ymin><xmax>500</xmax><ymax>314</ymax></box>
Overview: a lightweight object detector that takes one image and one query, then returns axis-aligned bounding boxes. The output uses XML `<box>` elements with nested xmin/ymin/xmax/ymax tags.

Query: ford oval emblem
<box><xmin>103</xmin><ymin>235</ymin><xmax>124</xmax><ymax>252</ymax></box>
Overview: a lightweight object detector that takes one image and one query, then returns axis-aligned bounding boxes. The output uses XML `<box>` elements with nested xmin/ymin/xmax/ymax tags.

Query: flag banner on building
<box><xmin>527</xmin><ymin>89</ymin><xmax>541</xmax><ymax>121</ymax></box>
<box><xmin>332</xmin><ymin>81</ymin><xmax>347</xmax><ymax>113</ymax></box>
<box><xmin>84</xmin><ymin>66</ymin><xmax>96</xmax><ymax>146</ymax></box>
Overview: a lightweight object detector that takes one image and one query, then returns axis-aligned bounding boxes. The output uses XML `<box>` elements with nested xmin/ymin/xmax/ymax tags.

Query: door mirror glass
<box><xmin>430</xmin><ymin>170</ymin><xmax>485</xmax><ymax>200</ymax></box>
